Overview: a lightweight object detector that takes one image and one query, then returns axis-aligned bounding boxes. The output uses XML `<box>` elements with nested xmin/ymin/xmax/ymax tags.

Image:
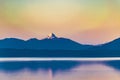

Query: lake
<box><xmin>0</xmin><ymin>58</ymin><xmax>120</xmax><ymax>80</ymax></box>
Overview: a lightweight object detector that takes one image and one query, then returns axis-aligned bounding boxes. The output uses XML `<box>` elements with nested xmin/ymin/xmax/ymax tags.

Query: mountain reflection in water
<box><xmin>0</xmin><ymin>60</ymin><xmax>120</xmax><ymax>80</ymax></box>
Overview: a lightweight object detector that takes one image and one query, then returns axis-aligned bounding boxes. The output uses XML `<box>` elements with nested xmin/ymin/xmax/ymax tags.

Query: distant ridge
<box><xmin>93</xmin><ymin>38</ymin><xmax>120</xmax><ymax>50</ymax></box>
<box><xmin>0</xmin><ymin>33</ymin><xmax>91</xmax><ymax>50</ymax></box>
<box><xmin>0</xmin><ymin>33</ymin><xmax>119</xmax><ymax>50</ymax></box>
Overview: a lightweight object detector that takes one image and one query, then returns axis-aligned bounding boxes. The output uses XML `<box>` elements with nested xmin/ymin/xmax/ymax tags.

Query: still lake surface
<box><xmin>0</xmin><ymin>58</ymin><xmax>120</xmax><ymax>80</ymax></box>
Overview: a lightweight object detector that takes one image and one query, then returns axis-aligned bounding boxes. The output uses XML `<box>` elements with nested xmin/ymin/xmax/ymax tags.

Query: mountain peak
<box><xmin>47</xmin><ymin>33</ymin><xmax>58</xmax><ymax>39</ymax></box>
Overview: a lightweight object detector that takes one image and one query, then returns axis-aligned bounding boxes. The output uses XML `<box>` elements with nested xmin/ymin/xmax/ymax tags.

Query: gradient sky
<box><xmin>0</xmin><ymin>0</ymin><xmax>120</xmax><ymax>44</ymax></box>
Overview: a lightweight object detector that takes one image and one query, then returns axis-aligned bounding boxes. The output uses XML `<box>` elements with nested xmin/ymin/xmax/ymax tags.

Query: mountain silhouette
<box><xmin>0</xmin><ymin>34</ymin><xmax>120</xmax><ymax>57</ymax></box>
<box><xmin>0</xmin><ymin>33</ymin><xmax>91</xmax><ymax>50</ymax></box>
<box><xmin>93</xmin><ymin>38</ymin><xmax>120</xmax><ymax>50</ymax></box>
<box><xmin>0</xmin><ymin>33</ymin><xmax>119</xmax><ymax>50</ymax></box>
<box><xmin>0</xmin><ymin>38</ymin><xmax>25</xmax><ymax>49</ymax></box>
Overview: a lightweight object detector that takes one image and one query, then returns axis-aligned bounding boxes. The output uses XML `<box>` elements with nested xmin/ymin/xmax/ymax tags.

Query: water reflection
<box><xmin>0</xmin><ymin>70</ymin><xmax>50</xmax><ymax>80</ymax></box>
<box><xmin>0</xmin><ymin>61</ymin><xmax>80</xmax><ymax>73</ymax></box>
<box><xmin>55</xmin><ymin>64</ymin><xmax>120</xmax><ymax>80</ymax></box>
<box><xmin>0</xmin><ymin>61</ymin><xmax>120</xmax><ymax>80</ymax></box>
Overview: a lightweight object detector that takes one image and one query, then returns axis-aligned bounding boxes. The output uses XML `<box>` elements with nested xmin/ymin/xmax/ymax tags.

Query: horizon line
<box><xmin>0</xmin><ymin>57</ymin><xmax>119</xmax><ymax>62</ymax></box>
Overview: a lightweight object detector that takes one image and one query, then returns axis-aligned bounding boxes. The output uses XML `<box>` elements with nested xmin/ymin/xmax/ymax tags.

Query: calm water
<box><xmin>0</xmin><ymin>60</ymin><xmax>120</xmax><ymax>80</ymax></box>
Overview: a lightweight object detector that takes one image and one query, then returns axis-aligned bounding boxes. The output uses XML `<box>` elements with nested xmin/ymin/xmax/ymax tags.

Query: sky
<box><xmin>0</xmin><ymin>0</ymin><xmax>120</xmax><ymax>44</ymax></box>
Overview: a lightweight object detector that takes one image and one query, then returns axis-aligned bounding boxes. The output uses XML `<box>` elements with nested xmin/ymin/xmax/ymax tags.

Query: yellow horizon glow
<box><xmin>0</xmin><ymin>0</ymin><xmax>120</xmax><ymax>44</ymax></box>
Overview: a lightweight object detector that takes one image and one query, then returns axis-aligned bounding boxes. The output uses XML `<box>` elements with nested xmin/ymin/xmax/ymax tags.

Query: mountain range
<box><xmin>0</xmin><ymin>33</ymin><xmax>120</xmax><ymax>57</ymax></box>
<box><xmin>0</xmin><ymin>33</ymin><xmax>119</xmax><ymax>50</ymax></box>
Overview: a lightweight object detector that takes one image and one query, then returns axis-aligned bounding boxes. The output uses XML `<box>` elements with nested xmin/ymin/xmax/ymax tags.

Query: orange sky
<box><xmin>0</xmin><ymin>0</ymin><xmax>120</xmax><ymax>44</ymax></box>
